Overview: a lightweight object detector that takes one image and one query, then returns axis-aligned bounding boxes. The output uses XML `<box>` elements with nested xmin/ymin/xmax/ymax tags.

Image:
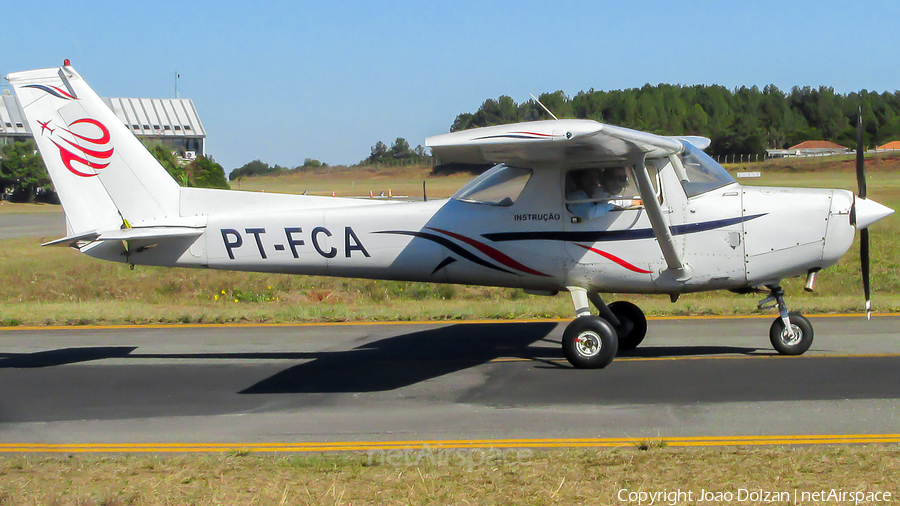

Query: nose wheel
<box><xmin>769</xmin><ymin>312</ymin><xmax>813</xmax><ymax>355</ymax></box>
<box><xmin>759</xmin><ymin>286</ymin><xmax>814</xmax><ymax>356</ymax></box>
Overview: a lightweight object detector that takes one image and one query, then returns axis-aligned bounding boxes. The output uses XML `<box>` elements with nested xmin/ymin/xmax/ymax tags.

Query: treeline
<box><xmin>0</xmin><ymin>140</ymin><xmax>50</xmax><ymax>202</ymax></box>
<box><xmin>229</xmin><ymin>157</ymin><xmax>328</xmax><ymax>181</ymax></box>
<box><xmin>363</xmin><ymin>138</ymin><xmax>428</xmax><ymax>165</ymax></box>
<box><xmin>450</xmin><ymin>86</ymin><xmax>900</xmax><ymax>157</ymax></box>
<box><xmin>230</xmin><ymin>138</ymin><xmax>431</xmax><ymax>180</ymax></box>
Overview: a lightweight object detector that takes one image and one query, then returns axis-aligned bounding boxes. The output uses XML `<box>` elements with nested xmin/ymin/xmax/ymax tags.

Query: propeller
<box><xmin>855</xmin><ymin>106</ymin><xmax>872</xmax><ymax>319</ymax></box>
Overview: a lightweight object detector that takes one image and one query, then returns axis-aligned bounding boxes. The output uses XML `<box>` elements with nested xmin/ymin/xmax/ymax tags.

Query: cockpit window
<box><xmin>452</xmin><ymin>164</ymin><xmax>532</xmax><ymax>206</ymax></box>
<box><xmin>564</xmin><ymin>165</ymin><xmax>648</xmax><ymax>220</ymax></box>
<box><xmin>677</xmin><ymin>141</ymin><xmax>736</xmax><ymax>197</ymax></box>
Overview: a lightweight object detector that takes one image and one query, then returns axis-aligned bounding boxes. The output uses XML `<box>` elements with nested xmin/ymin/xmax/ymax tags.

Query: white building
<box><xmin>1</xmin><ymin>90</ymin><xmax>205</xmax><ymax>158</ymax></box>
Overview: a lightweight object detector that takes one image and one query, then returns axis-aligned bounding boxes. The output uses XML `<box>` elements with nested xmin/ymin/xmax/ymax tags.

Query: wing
<box><xmin>428</xmin><ymin>119</ymin><xmax>699</xmax><ymax>279</ymax></box>
<box><xmin>426</xmin><ymin>119</ymin><xmax>687</xmax><ymax>167</ymax></box>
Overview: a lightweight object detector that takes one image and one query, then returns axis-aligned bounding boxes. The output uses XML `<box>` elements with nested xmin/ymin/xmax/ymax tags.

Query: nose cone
<box><xmin>855</xmin><ymin>197</ymin><xmax>894</xmax><ymax>229</ymax></box>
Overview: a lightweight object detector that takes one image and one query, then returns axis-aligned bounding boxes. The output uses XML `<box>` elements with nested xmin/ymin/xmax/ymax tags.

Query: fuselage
<box><xmin>84</xmin><ymin>158</ymin><xmax>860</xmax><ymax>297</ymax></box>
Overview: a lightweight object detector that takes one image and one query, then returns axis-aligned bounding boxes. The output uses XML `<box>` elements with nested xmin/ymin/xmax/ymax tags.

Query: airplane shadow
<box><xmin>239</xmin><ymin>322</ymin><xmax>560</xmax><ymax>394</ymax></box>
<box><xmin>617</xmin><ymin>345</ymin><xmax>769</xmax><ymax>358</ymax></box>
<box><xmin>1</xmin><ymin>325</ymin><xmax>772</xmax><ymax>394</ymax></box>
<box><xmin>0</xmin><ymin>346</ymin><xmax>138</xmax><ymax>368</ymax></box>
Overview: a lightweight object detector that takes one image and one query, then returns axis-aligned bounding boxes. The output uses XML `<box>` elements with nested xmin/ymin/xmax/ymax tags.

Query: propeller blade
<box><xmin>856</xmin><ymin>106</ymin><xmax>867</xmax><ymax>199</ymax></box>
<box><xmin>856</xmin><ymin>106</ymin><xmax>871</xmax><ymax>319</ymax></box>
<box><xmin>861</xmin><ymin>228</ymin><xmax>871</xmax><ymax>319</ymax></box>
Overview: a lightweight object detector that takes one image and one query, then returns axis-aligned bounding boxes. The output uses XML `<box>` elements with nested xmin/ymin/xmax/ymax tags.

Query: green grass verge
<box><xmin>1</xmin><ymin>446</ymin><xmax>897</xmax><ymax>505</ymax></box>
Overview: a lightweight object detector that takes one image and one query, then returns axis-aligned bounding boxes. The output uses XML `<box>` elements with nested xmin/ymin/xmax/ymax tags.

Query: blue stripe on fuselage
<box><xmin>482</xmin><ymin>214</ymin><xmax>766</xmax><ymax>243</ymax></box>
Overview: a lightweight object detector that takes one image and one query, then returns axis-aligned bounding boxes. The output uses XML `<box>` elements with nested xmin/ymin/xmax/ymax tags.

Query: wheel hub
<box><xmin>574</xmin><ymin>331</ymin><xmax>602</xmax><ymax>358</ymax></box>
<box><xmin>780</xmin><ymin>324</ymin><xmax>803</xmax><ymax>346</ymax></box>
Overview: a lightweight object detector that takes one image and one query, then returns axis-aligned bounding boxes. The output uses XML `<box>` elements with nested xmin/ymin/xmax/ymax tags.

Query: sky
<box><xmin>3</xmin><ymin>0</ymin><xmax>899</xmax><ymax>173</ymax></box>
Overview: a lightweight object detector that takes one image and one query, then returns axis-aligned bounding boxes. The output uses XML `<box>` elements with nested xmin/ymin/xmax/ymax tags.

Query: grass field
<box><xmin>1</xmin><ymin>445</ymin><xmax>897</xmax><ymax>505</ymax></box>
<box><xmin>231</xmin><ymin>163</ymin><xmax>473</xmax><ymax>199</ymax></box>
<box><xmin>1</xmin><ymin>157</ymin><xmax>897</xmax><ymax>326</ymax></box>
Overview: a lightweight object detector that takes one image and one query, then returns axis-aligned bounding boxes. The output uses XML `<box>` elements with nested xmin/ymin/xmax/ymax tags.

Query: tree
<box><xmin>301</xmin><ymin>158</ymin><xmax>325</xmax><ymax>169</ymax></box>
<box><xmin>229</xmin><ymin>159</ymin><xmax>278</xmax><ymax>180</ymax></box>
<box><xmin>367</xmin><ymin>141</ymin><xmax>389</xmax><ymax>164</ymax></box>
<box><xmin>146</xmin><ymin>143</ymin><xmax>185</xmax><ymax>185</ymax></box>
<box><xmin>0</xmin><ymin>140</ymin><xmax>50</xmax><ymax>202</ymax></box>
<box><xmin>187</xmin><ymin>155</ymin><xmax>229</xmax><ymax>189</ymax></box>
<box><xmin>537</xmin><ymin>91</ymin><xmax>571</xmax><ymax>119</ymax></box>
<box><xmin>389</xmin><ymin>138</ymin><xmax>413</xmax><ymax>160</ymax></box>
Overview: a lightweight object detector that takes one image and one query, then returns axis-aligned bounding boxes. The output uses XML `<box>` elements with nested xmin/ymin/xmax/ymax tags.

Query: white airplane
<box><xmin>7</xmin><ymin>62</ymin><xmax>894</xmax><ymax>368</ymax></box>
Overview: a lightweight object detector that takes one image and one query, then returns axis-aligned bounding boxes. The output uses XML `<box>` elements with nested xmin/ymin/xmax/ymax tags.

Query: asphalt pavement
<box><xmin>1</xmin><ymin>317</ymin><xmax>898</xmax><ymax>448</ymax></box>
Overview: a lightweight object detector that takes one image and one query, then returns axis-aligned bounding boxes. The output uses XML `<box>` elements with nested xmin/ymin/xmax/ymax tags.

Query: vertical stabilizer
<box><xmin>6</xmin><ymin>64</ymin><xmax>181</xmax><ymax>236</ymax></box>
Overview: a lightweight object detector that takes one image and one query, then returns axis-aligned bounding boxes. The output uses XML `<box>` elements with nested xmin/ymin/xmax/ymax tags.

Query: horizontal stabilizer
<box><xmin>41</xmin><ymin>231</ymin><xmax>101</xmax><ymax>247</ymax></box>
<box><xmin>43</xmin><ymin>227</ymin><xmax>203</xmax><ymax>247</ymax></box>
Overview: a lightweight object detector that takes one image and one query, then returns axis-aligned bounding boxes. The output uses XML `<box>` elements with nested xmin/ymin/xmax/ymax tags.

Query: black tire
<box><xmin>769</xmin><ymin>312</ymin><xmax>814</xmax><ymax>355</ymax></box>
<box><xmin>562</xmin><ymin>316</ymin><xmax>618</xmax><ymax>369</ymax></box>
<box><xmin>608</xmin><ymin>300</ymin><xmax>647</xmax><ymax>350</ymax></box>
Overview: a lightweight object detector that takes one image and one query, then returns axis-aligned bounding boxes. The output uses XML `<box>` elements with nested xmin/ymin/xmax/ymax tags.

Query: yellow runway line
<box><xmin>0</xmin><ymin>312</ymin><xmax>894</xmax><ymax>332</ymax></box>
<box><xmin>2</xmin><ymin>434</ymin><xmax>899</xmax><ymax>453</ymax></box>
<box><xmin>489</xmin><ymin>352</ymin><xmax>900</xmax><ymax>363</ymax></box>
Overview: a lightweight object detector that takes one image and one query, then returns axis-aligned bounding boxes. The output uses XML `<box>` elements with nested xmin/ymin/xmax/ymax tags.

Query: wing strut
<box><xmin>628</xmin><ymin>152</ymin><xmax>691</xmax><ymax>281</ymax></box>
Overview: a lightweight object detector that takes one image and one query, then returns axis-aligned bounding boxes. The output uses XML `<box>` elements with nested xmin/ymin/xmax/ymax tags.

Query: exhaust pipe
<box><xmin>804</xmin><ymin>269</ymin><xmax>819</xmax><ymax>293</ymax></box>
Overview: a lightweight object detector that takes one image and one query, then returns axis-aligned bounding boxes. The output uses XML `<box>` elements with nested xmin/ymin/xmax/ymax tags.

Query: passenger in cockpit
<box><xmin>567</xmin><ymin>167</ymin><xmax>641</xmax><ymax>220</ymax></box>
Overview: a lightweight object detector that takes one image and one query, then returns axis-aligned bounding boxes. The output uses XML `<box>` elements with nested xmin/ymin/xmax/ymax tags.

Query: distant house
<box><xmin>876</xmin><ymin>140</ymin><xmax>900</xmax><ymax>151</ymax></box>
<box><xmin>767</xmin><ymin>140</ymin><xmax>851</xmax><ymax>158</ymax></box>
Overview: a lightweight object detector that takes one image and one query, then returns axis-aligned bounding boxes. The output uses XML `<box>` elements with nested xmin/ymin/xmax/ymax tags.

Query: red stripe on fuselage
<box><xmin>575</xmin><ymin>244</ymin><xmax>653</xmax><ymax>274</ymax></box>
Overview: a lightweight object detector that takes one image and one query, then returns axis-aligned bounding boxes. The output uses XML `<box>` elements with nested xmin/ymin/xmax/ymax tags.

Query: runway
<box><xmin>1</xmin><ymin>317</ymin><xmax>899</xmax><ymax>451</ymax></box>
<box><xmin>0</xmin><ymin>208</ymin><xmax>64</xmax><ymax>240</ymax></box>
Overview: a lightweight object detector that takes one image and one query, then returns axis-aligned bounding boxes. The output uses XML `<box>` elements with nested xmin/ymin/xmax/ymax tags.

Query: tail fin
<box><xmin>6</xmin><ymin>64</ymin><xmax>181</xmax><ymax>236</ymax></box>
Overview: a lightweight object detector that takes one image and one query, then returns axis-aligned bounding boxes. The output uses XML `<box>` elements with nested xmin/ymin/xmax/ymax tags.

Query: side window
<box><xmin>566</xmin><ymin>167</ymin><xmax>638</xmax><ymax>202</ymax></box>
<box><xmin>453</xmin><ymin>165</ymin><xmax>533</xmax><ymax>207</ymax></box>
<box><xmin>565</xmin><ymin>166</ymin><xmax>647</xmax><ymax>220</ymax></box>
<box><xmin>644</xmin><ymin>158</ymin><xmax>665</xmax><ymax>205</ymax></box>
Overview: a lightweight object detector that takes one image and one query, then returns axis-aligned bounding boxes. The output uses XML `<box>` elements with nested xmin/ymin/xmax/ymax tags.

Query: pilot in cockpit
<box><xmin>567</xmin><ymin>167</ymin><xmax>642</xmax><ymax>220</ymax></box>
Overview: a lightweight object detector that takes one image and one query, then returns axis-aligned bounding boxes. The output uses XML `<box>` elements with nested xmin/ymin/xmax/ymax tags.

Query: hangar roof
<box><xmin>0</xmin><ymin>92</ymin><xmax>205</xmax><ymax>138</ymax></box>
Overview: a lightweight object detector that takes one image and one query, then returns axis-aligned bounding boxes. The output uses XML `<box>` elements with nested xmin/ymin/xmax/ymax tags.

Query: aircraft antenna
<box><xmin>530</xmin><ymin>93</ymin><xmax>559</xmax><ymax>120</ymax></box>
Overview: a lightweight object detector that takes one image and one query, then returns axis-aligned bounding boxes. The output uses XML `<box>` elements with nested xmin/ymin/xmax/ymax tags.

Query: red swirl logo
<box><xmin>42</xmin><ymin>118</ymin><xmax>114</xmax><ymax>178</ymax></box>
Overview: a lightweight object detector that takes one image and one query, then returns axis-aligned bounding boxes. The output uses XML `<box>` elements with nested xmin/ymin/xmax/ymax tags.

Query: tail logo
<box><xmin>39</xmin><ymin>118</ymin><xmax>114</xmax><ymax>178</ymax></box>
<box><xmin>23</xmin><ymin>84</ymin><xmax>77</xmax><ymax>100</ymax></box>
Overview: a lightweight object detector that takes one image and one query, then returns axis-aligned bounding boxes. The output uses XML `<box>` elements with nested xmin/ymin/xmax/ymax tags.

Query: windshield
<box><xmin>452</xmin><ymin>164</ymin><xmax>533</xmax><ymax>206</ymax></box>
<box><xmin>677</xmin><ymin>141</ymin><xmax>736</xmax><ymax>197</ymax></box>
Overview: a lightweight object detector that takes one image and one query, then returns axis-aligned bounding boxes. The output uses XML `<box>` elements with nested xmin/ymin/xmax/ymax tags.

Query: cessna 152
<box><xmin>7</xmin><ymin>63</ymin><xmax>894</xmax><ymax>368</ymax></box>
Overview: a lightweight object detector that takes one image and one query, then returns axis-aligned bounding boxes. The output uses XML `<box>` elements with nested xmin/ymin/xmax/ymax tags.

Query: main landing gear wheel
<box><xmin>608</xmin><ymin>301</ymin><xmax>647</xmax><ymax>350</ymax></box>
<box><xmin>769</xmin><ymin>312</ymin><xmax>813</xmax><ymax>355</ymax></box>
<box><xmin>562</xmin><ymin>316</ymin><xmax>618</xmax><ymax>369</ymax></box>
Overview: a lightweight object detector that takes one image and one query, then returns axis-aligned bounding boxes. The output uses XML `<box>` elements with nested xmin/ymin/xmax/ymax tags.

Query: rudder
<box><xmin>6</xmin><ymin>64</ymin><xmax>181</xmax><ymax>236</ymax></box>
